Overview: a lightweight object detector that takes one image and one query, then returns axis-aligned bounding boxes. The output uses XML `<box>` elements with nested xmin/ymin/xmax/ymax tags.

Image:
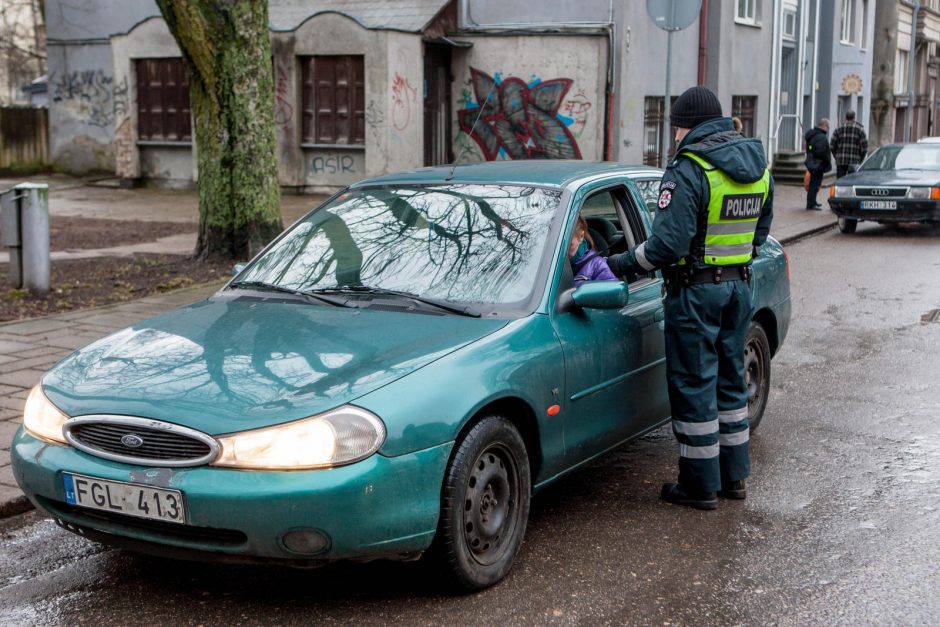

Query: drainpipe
<box><xmin>768</xmin><ymin>0</ymin><xmax>781</xmax><ymax>161</ymax></box>
<box><xmin>810</xmin><ymin>0</ymin><xmax>821</xmax><ymax>127</ymax></box>
<box><xmin>698</xmin><ymin>0</ymin><xmax>709</xmax><ymax>86</ymax></box>
<box><xmin>795</xmin><ymin>1</ymin><xmax>808</xmax><ymax>150</ymax></box>
<box><xmin>904</xmin><ymin>1</ymin><xmax>921</xmax><ymax>142</ymax></box>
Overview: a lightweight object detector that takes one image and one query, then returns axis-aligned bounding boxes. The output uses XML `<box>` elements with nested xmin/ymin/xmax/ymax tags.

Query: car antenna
<box><xmin>446</xmin><ymin>88</ymin><xmax>494</xmax><ymax>181</ymax></box>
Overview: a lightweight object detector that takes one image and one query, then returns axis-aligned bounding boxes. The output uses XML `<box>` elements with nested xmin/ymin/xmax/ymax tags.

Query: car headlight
<box><xmin>907</xmin><ymin>186</ymin><xmax>940</xmax><ymax>199</ymax></box>
<box><xmin>834</xmin><ymin>186</ymin><xmax>853</xmax><ymax>197</ymax></box>
<box><xmin>23</xmin><ymin>385</ymin><xmax>69</xmax><ymax>445</ymax></box>
<box><xmin>212</xmin><ymin>405</ymin><xmax>386</xmax><ymax>470</ymax></box>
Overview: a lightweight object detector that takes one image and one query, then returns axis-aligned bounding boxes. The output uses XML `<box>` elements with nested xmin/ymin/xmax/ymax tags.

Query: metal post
<box><xmin>905</xmin><ymin>1</ymin><xmax>920</xmax><ymax>143</ymax></box>
<box><xmin>0</xmin><ymin>189</ymin><xmax>23</xmax><ymax>287</ymax></box>
<box><xmin>17</xmin><ymin>183</ymin><xmax>50</xmax><ymax>295</ymax></box>
<box><xmin>662</xmin><ymin>28</ymin><xmax>674</xmax><ymax>167</ymax></box>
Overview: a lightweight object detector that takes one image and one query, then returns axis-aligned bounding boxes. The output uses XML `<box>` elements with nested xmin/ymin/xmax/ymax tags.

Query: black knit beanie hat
<box><xmin>670</xmin><ymin>86</ymin><xmax>723</xmax><ymax>129</ymax></box>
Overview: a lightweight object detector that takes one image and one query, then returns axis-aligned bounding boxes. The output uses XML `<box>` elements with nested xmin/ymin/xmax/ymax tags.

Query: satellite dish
<box><xmin>646</xmin><ymin>0</ymin><xmax>702</xmax><ymax>32</ymax></box>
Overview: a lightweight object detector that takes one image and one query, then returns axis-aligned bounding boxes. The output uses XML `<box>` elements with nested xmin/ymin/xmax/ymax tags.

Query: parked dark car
<box><xmin>828</xmin><ymin>143</ymin><xmax>940</xmax><ymax>233</ymax></box>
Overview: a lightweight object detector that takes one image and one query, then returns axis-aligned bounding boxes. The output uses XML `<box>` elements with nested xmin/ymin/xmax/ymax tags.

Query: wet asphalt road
<box><xmin>1</xmin><ymin>222</ymin><xmax>939</xmax><ymax>626</ymax></box>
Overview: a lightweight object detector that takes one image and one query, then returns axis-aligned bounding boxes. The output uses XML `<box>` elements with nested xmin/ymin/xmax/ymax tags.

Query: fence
<box><xmin>0</xmin><ymin>106</ymin><xmax>49</xmax><ymax>170</ymax></box>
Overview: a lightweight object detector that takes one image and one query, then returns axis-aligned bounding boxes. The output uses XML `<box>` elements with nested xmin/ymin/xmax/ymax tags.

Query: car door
<box><xmin>549</xmin><ymin>182</ymin><xmax>668</xmax><ymax>466</ymax></box>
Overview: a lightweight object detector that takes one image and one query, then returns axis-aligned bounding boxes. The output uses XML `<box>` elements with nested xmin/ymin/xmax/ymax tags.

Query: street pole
<box><xmin>905</xmin><ymin>1</ymin><xmax>920</xmax><ymax>143</ymax></box>
<box><xmin>662</xmin><ymin>28</ymin><xmax>673</xmax><ymax>167</ymax></box>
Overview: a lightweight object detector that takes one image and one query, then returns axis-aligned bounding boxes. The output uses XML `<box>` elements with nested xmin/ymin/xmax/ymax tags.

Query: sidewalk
<box><xmin>0</xmin><ymin>181</ymin><xmax>835</xmax><ymax>518</ymax></box>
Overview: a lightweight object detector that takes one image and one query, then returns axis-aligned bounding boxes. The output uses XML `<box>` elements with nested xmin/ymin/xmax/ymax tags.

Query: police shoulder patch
<box><xmin>658</xmin><ymin>189</ymin><xmax>672</xmax><ymax>210</ymax></box>
<box><xmin>660</xmin><ymin>180</ymin><xmax>677</xmax><ymax>191</ymax></box>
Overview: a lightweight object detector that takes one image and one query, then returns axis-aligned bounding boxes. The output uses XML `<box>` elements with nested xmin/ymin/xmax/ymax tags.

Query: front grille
<box><xmin>855</xmin><ymin>186</ymin><xmax>908</xmax><ymax>198</ymax></box>
<box><xmin>44</xmin><ymin>498</ymin><xmax>247</xmax><ymax>547</ymax></box>
<box><xmin>63</xmin><ymin>416</ymin><xmax>219</xmax><ymax>467</ymax></box>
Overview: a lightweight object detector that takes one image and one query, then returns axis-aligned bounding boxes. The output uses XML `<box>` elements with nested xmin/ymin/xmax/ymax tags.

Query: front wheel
<box><xmin>838</xmin><ymin>216</ymin><xmax>858</xmax><ymax>234</ymax></box>
<box><xmin>430</xmin><ymin>416</ymin><xmax>531</xmax><ymax>591</ymax></box>
<box><xmin>744</xmin><ymin>322</ymin><xmax>772</xmax><ymax>431</ymax></box>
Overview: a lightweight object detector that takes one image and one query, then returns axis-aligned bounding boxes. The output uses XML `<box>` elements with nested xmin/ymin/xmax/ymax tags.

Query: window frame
<box><xmin>300</xmin><ymin>55</ymin><xmax>366</xmax><ymax>147</ymax></box>
<box><xmin>840</xmin><ymin>0</ymin><xmax>858</xmax><ymax>45</ymax></box>
<box><xmin>736</xmin><ymin>0</ymin><xmax>758</xmax><ymax>26</ymax></box>
<box><xmin>135</xmin><ymin>57</ymin><xmax>192</xmax><ymax>144</ymax></box>
<box><xmin>732</xmin><ymin>95</ymin><xmax>758</xmax><ymax>138</ymax></box>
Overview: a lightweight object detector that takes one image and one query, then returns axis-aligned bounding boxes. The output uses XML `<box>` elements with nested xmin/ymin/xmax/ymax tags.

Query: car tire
<box><xmin>838</xmin><ymin>216</ymin><xmax>858</xmax><ymax>234</ymax></box>
<box><xmin>744</xmin><ymin>322</ymin><xmax>772</xmax><ymax>431</ymax></box>
<box><xmin>430</xmin><ymin>416</ymin><xmax>531</xmax><ymax>591</ymax></box>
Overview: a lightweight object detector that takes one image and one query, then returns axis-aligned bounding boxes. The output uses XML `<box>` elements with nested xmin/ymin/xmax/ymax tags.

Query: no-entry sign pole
<box><xmin>646</xmin><ymin>0</ymin><xmax>702</xmax><ymax>166</ymax></box>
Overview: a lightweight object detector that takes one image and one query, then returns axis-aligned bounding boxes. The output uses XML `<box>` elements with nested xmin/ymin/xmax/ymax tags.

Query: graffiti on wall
<box><xmin>274</xmin><ymin>75</ymin><xmax>293</xmax><ymax>127</ymax></box>
<box><xmin>310</xmin><ymin>154</ymin><xmax>357</xmax><ymax>175</ymax></box>
<box><xmin>391</xmin><ymin>73</ymin><xmax>417</xmax><ymax>132</ymax></box>
<box><xmin>562</xmin><ymin>89</ymin><xmax>592</xmax><ymax>139</ymax></box>
<box><xmin>457</xmin><ymin>67</ymin><xmax>582</xmax><ymax>161</ymax></box>
<box><xmin>52</xmin><ymin>69</ymin><xmax>121</xmax><ymax>130</ymax></box>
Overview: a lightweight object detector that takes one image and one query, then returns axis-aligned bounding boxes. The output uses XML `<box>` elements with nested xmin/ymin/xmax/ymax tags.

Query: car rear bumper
<box><xmin>828</xmin><ymin>199</ymin><xmax>940</xmax><ymax>222</ymax></box>
<box><xmin>11</xmin><ymin>427</ymin><xmax>452</xmax><ymax>564</ymax></box>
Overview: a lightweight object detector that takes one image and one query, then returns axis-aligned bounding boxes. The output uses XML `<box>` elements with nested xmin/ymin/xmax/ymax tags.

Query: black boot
<box><xmin>661</xmin><ymin>483</ymin><xmax>718</xmax><ymax>510</ymax></box>
<box><xmin>718</xmin><ymin>479</ymin><xmax>747</xmax><ymax>500</ymax></box>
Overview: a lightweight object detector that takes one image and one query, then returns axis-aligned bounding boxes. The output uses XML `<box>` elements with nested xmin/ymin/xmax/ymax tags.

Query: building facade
<box><xmin>870</xmin><ymin>0</ymin><xmax>940</xmax><ymax>147</ymax></box>
<box><xmin>45</xmin><ymin>0</ymin><xmax>885</xmax><ymax>187</ymax></box>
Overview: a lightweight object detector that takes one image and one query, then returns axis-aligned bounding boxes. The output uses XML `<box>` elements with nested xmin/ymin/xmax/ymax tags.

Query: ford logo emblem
<box><xmin>871</xmin><ymin>188</ymin><xmax>890</xmax><ymax>196</ymax></box>
<box><xmin>121</xmin><ymin>434</ymin><xmax>144</xmax><ymax>448</ymax></box>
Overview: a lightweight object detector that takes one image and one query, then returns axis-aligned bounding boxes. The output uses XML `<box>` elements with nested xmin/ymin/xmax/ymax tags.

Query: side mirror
<box><xmin>571</xmin><ymin>281</ymin><xmax>629</xmax><ymax>309</ymax></box>
<box><xmin>232</xmin><ymin>263</ymin><xmax>246</xmax><ymax>277</ymax></box>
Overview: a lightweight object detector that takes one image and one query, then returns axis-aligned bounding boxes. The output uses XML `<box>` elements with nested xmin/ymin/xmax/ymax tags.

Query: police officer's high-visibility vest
<box><xmin>681</xmin><ymin>151</ymin><xmax>771</xmax><ymax>266</ymax></box>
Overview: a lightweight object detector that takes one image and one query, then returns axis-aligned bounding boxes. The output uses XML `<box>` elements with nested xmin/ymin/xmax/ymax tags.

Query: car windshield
<box><xmin>860</xmin><ymin>144</ymin><xmax>940</xmax><ymax>171</ymax></box>
<box><xmin>235</xmin><ymin>184</ymin><xmax>561</xmax><ymax>306</ymax></box>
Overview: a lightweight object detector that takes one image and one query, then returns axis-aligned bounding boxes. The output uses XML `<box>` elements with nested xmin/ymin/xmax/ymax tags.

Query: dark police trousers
<box><xmin>663</xmin><ymin>279</ymin><xmax>753</xmax><ymax>494</ymax></box>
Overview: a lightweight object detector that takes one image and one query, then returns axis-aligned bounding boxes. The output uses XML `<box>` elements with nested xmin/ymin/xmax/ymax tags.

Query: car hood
<box><xmin>838</xmin><ymin>169</ymin><xmax>940</xmax><ymax>187</ymax></box>
<box><xmin>42</xmin><ymin>297</ymin><xmax>507</xmax><ymax>434</ymax></box>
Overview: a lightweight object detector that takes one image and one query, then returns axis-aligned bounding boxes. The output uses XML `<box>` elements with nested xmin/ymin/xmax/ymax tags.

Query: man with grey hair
<box><xmin>804</xmin><ymin>118</ymin><xmax>832</xmax><ymax>209</ymax></box>
<box><xmin>830</xmin><ymin>110</ymin><xmax>868</xmax><ymax>178</ymax></box>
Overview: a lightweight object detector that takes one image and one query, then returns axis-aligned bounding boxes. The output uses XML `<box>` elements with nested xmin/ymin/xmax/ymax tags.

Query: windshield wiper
<box><xmin>311</xmin><ymin>286</ymin><xmax>482</xmax><ymax>318</ymax></box>
<box><xmin>229</xmin><ymin>280</ymin><xmax>350</xmax><ymax>308</ymax></box>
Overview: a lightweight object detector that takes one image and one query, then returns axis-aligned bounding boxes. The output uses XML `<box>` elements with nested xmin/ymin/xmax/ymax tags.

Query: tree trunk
<box><xmin>156</xmin><ymin>0</ymin><xmax>282</xmax><ymax>261</ymax></box>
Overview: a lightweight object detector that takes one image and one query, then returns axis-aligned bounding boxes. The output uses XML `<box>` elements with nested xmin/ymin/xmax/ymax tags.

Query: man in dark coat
<box><xmin>608</xmin><ymin>86</ymin><xmax>773</xmax><ymax>510</ymax></box>
<box><xmin>804</xmin><ymin>119</ymin><xmax>831</xmax><ymax>209</ymax></box>
<box><xmin>830</xmin><ymin>110</ymin><xmax>868</xmax><ymax>178</ymax></box>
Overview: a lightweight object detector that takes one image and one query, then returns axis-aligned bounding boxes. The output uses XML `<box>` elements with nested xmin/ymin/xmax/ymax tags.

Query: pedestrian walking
<box><xmin>804</xmin><ymin>119</ymin><xmax>831</xmax><ymax>209</ymax></box>
<box><xmin>608</xmin><ymin>86</ymin><xmax>773</xmax><ymax>510</ymax></box>
<box><xmin>830</xmin><ymin>110</ymin><xmax>868</xmax><ymax>178</ymax></box>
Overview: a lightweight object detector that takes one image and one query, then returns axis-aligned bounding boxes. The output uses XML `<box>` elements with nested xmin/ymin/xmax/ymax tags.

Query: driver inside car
<box><xmin>568</xmin><ymin>215</ymin><xmax>617</xmax><ymax>286</ymax></box>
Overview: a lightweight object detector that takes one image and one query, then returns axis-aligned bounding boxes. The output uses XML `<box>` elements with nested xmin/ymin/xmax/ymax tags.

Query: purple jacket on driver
<box><xmin>572</xmin><ymin>250</ymin><xmax>617</xmax><ymax>286</ymax></box>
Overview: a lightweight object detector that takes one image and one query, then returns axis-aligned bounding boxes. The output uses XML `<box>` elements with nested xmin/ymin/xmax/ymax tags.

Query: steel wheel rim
<box><xmin>744</xmin><ymin>337</ymin><xmax>766</xmax><ymax>421</ymax></box>
<box><xmin>462</xmin><ymin>442</ymin><xmax>520</xmax><ymax>566</ymax></box>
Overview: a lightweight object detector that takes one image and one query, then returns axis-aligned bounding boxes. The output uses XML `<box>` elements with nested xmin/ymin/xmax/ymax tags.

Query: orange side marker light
<box><xmin>547</xmin><ymin>404</ymin><xmax>561</xmax><ymax>416</ymax></box>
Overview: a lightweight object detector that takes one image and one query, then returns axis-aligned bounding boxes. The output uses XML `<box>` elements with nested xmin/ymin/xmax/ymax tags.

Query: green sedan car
<box><xmin>12</xmin><ymin>161</ymin><xmax>790</xmax><ymax>590</ymax></box>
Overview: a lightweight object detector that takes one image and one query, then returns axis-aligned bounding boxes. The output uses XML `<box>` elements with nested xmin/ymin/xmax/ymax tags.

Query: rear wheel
<box><xmin>430</xmin><ymin>416</ymin><xmax>531</xmax><ymax>591</ymax></box>
<box><xmin>744</xmin><ymin>322</ymin><xmax>771</xmax><ymax>430</ymax></box>
<box><xmin>838</xmin><ymin>216</ymin><xmax>858</xmax><ymax>234</ymax></box>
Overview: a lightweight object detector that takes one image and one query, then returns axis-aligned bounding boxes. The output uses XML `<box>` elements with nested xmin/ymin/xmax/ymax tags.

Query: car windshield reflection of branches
<box><xmin>239</xmin><ymin>185</ymin><xmax>559</xmax><ymax>305</ymax></box>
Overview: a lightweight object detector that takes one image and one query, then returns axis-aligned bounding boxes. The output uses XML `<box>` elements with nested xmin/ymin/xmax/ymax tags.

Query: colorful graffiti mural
<box><xmin>457</xmin><ymin>67</ymin><xmax>582</xmax><ymax>161</ymax></box>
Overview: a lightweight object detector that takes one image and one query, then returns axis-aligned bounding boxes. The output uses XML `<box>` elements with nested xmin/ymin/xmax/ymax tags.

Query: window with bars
<box><xmin>136</xmin><ymin>58</ymin><xmax>191</xmax><ymax>142</ymax></box>
<box><xmin>732</xmin><ymin>96</ymin><xmax>757</xmax><ymax>138</ymax></box>
<box><xmin>642</xmin><ymin>96</ymin><xmax>677</xmax><ymax>168</ymax></box>
<box><xmin>301</xmin><ymin>55</ymin><xmax>365</xmax><ymax>146</ymax></box>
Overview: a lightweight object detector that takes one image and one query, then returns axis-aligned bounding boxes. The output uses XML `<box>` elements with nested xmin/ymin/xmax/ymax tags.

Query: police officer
<box><xmin>609</xmin><ymin>86</ymin><xmax>773</xmax><ymax>510</ymax></box>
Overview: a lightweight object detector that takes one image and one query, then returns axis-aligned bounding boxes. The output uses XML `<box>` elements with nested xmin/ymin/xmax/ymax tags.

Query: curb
<box><xmin>779</xmin><ymin>221</ymin><xmax>838</xmax><ymax>246</ymax></box>
<box><xmin>0</xmin><ymin>493</ymin><xmax>33</xmax><ymax>519</ymax></box>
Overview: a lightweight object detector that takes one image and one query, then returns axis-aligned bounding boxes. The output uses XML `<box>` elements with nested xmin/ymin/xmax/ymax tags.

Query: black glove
<box><xmin>607</xmin><ymin>252</ymin><xmax>626</xmax><ymax>276</ymax></box>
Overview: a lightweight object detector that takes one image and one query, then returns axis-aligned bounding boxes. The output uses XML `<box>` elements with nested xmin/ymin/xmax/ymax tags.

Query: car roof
<box><xmin>349</xmin><ymin>160</ymin><xmax>660</xmax><ymax>189</ymax></box>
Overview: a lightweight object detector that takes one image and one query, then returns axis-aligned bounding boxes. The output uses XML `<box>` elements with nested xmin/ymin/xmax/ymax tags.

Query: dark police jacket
<box><xmin>612</xmin><ymin>117</ymin><xmax>774</xmax><ymax>274</ymax></box>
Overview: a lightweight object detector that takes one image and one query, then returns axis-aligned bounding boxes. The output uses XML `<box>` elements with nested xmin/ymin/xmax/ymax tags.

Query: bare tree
<box><xmin>0</xmin><ymin>0</ymin><xmax>46</xmax><ymax>104</ymax></box>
